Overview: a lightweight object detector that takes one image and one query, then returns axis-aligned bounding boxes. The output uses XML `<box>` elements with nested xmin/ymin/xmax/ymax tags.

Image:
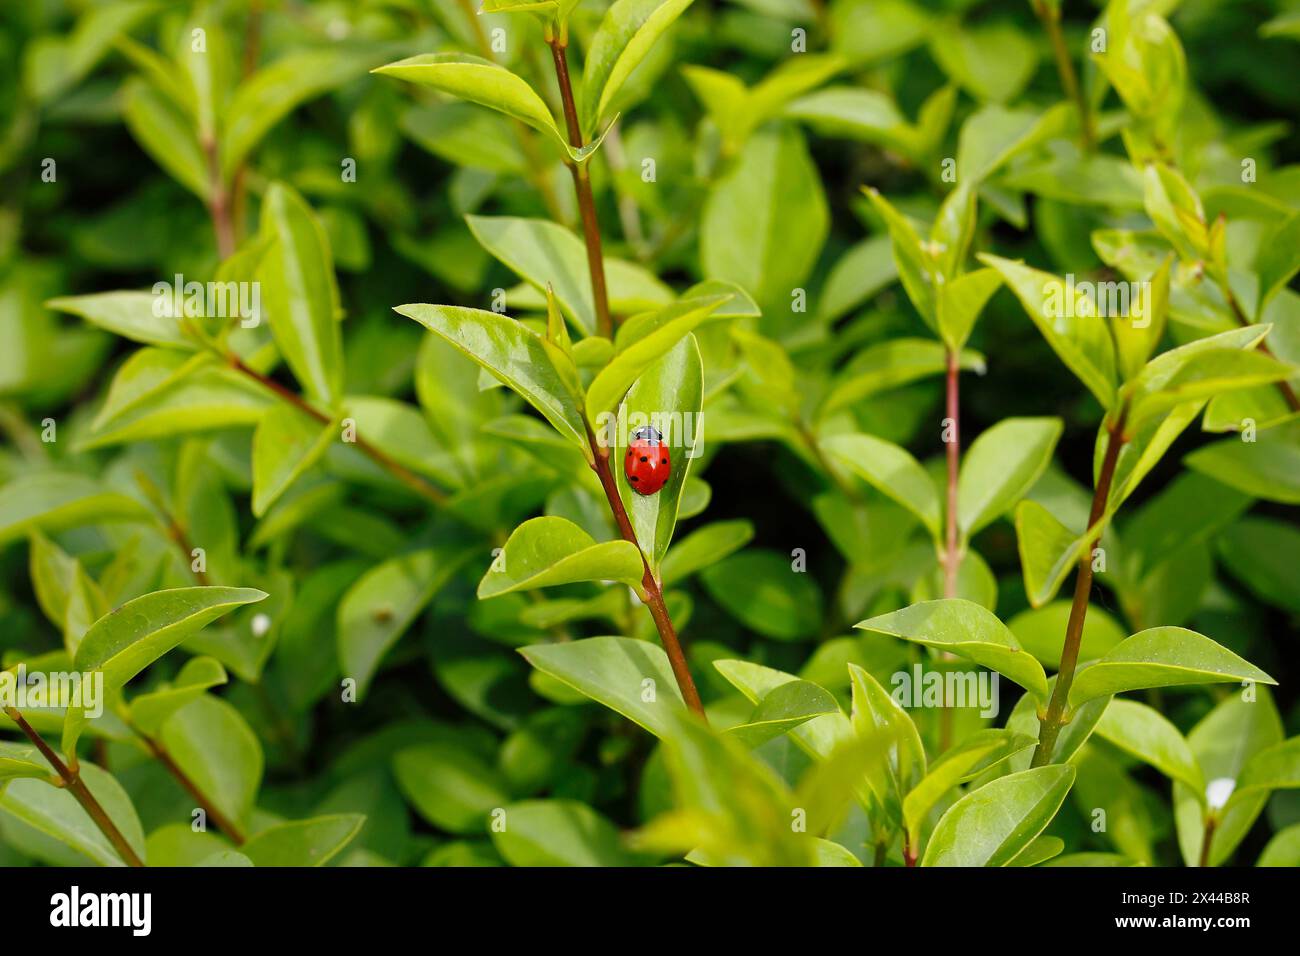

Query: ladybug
<box><xmin>625</xmin><ymin>425</ymin><xmax>671</xmax><ymax>496</ymax></box>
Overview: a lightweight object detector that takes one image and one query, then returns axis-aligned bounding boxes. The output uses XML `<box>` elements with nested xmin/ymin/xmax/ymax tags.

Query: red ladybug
<box><xmin>625</xmin><ymin>425</ymin><xmax>671</xmax><ymax>496</ymax></box>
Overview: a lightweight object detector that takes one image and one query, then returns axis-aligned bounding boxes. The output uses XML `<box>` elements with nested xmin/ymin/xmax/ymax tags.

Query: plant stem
<box><xmin>141</xmin><ymin>734</ymin><xmax>247</xmax><ymax>845</ymax></box>
<box><xmin>1198</xmin><ymin>816</ymin><xmax>1217</xmax><ymax>867</ymax></box>
<box><xmin>586</xmin><ymin>426</ymin><xmax>706</xmax><ymax>719</ymax></box>
<box><xmin>453</xmin><ymin>0</ymin><xmax>564</xmax><ymax>221</ymax></box>
<box><xmin>1032</xmin><ymin>0</ymin><xmax>1095</xmax><ymax>152</ymax></box>
<box><xmin>939</xmin><ymin>349</ymin><xmax>962</xmax><ymax>752</ymax></box>
<box><xmin>204</xmin><ymin>138</ymin><xmax>236</xmax><ymax>260</ymax></box>
<box><xmin>1031</xmin><ymin>402</ymin><xmax>1129</xmax><ymax>767</ymax></box>
<box><xmin>547</xmin><ymin>33</ymin><xmax>613</xmax><ymax>339</ymax></box>
<box><xmin>6</xmin><ymin>708</ymin><xmax>144</xmax><ymax>867</ymax></box>
<box><xmin>224</xmin><ymin>353</ymin><xmax>449</xmax><ymax>506</ymax></box>
<box><xmin>1223</xmin><ymin>285</ymin><xmax>1300</xmax><ymax>412</ymax></box>
<box><xmin>943</xmin><ymin>349</ymin><xmax>962</xmax><ymax>597</ymax></box>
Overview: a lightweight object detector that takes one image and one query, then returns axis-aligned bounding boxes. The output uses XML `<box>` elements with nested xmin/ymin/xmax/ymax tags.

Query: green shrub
<box><xmin>1</xmin><ymin>0</ymin><xmax>1298</xmax><ymax>868</ymax></box>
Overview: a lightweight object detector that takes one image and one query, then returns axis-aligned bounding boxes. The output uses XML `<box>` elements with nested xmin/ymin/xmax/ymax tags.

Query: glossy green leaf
<box><xmin>127</xmin><ymin>656</ymin><xmax>227</xmax><ymax>736</ymax></box>
<box><xmin>979</xmin><ymin>254</ymin><xmax>1117</xmax><ymax>410</ymax></box>
<box><xmin>586</xmin><ymin>294</ymin><xmax>728</xmax><ymax>419</ymax></box>
<box><xmin>479</xmin><ymin>516</ymin><xmax>643</xmax><ymax>598</ymax></box>
<box><xmin>259</xmin><ymin>182</ymin><xmax>344</xmax><ymax>406</ymax></box>
<box><xmin>822</xmin><ymin>432</ymin><xmax>940</xmax><ymax>537</ymax></box>
<box><xmin>699</xmin><ymin>550</ymin><xmax>822</xmax><ymax>640</ymax></box>
<box><xmin>0</xmin><ymin>763</ymin><xmax>145</xmax><ymax>867</ymax></box>
<box><xmin>616</xmin><ymin>335</ymin><xmax>702</xmax><ymax>569</ymax></box>
<box><xmin>726</xmin><ymin>679</ymin><xmax>839</xmax><ymax>748</ymax></box>
<box><xmin>1094</xmin><ymin>699</ymin><xmax>1203</xmax><ymax>793</ymax></box>
<box><xmin>493</xmin><ymin>800</ymin><xmax>642</xmax><ymax>866</ymax></box>
<box><xmin>241</xmin><ymin>814</ymin><xmax>365</xmax><ymax>867</ymax></box>
<box><xmin>158</xmin><ymin>694</ymin><xmax>262</xmax><ymax>828</ymax></box>
<box><xmin>1014</xmin><ymin>499</ymin><xmax>1088</xmax><ymax>608</ymax></box>
<box><xmin>958</xmin><ymin>417</ymin><xmax>1063</xmax><ymax>539</ymax></box>
<box><xmin>47</xmin><ymin>291</ymin><xmax>199</xmax><ymax>350</ymax></box>
<box><xmin>903</xmin><ymin>729</ymin><xmax>1037</xmax><ymax>845</ymax></box>
<box><xmin>848</xmin><ymin>663</ymin><xmax>925</xmax><ymax>821</ymax></box>
<box><xmin>856</xmin><ymin>599</ymin><xmax>1049</xmax><ymax>701</ymax></box>
<box><xmin>1068</xmin><ymin>627</ymin><xmax>1276</xmax><ymax>707</ymax></box>
<box><xmin>660</xmin><ymin>519</ymin><xmax>754</xmax><ymax>585</ymax></box>
<box><xmin>921</xmin><ymin>765</ymin><xmax>1075</xmax><ymax>867</ymax></box>
<box><xmin>395</xmin><ymin>303</ymin><xmax>588</xmax><ymax>452</ymax></box>
<box><xmin>581</xmin><ymin>0</ymin><xmax>694</xmax><ymax>135</ymax></box>
<box><xmin>74</xmin><ymin>587</ymin><xmax>265</xmax><ymax>691</ymax></box>
<box><xmin>251</xmin><ymin>404</ymin><xmax>336</xmax><ymax>517</ymax></box>
<box><xmin>518</xmin><ymin>636</ymin><xmax>686</xmax><ymax>738</ymax></box>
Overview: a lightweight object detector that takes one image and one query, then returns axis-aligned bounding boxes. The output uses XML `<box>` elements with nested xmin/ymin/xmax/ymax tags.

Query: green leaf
<box><xmin>0</xmin><ymin>474</ymin><xmax>150</xmax><ymax>547</ymax></box>
<box><xmin>493</xmin><ymin>800</ymin><xmax>642</xmax><ymax>866</ymax></box>
<box><xmin>395</xmin><ymin>303</ymin><xmax>588</xmax><ymax>452</ymax></box>
<box><xmin>1123</xmin><ymin>325</ymin><xmax>1292</xmax><ymax>427</ymax></box>
<box><xmin>700</xmin><ymin>125</ymin><xmax>828</xmax><ymax>322</ymax></box>
<box><xmin>1068</xmin><ymin>627</ymin><xmax>1276</xmax><ymax>708</ymax></box>
<box><xmin>518</xmin><ymin>636</ymin><xmax>687</xmax><ymax>738</ymax></box>
<box><xmin>848</xmin><ymin>663</ymin><xmax>925</xmax><ymax>821</ymax></box>
<box><xmin>241</xmin><ymin>814</ymin><xmax>365</xmax><ymax>867</ymax></box>
<box><xmin>978</xmin><ymin>254</ymin><xmax>1117</xmax><ymax>410</ymax></box>
<box><xmin>820</xmin><ymin>339</ymin><xmax>983</xmax><ymax>417</ymax></box>
<box><xmin>259</xmin><ymin>182</ymin><xmax>344</xmax><ymax>406</ymax></box>
<box><xmin>822</xmin><ymin>432</ymin><xmax>940</xmax><ymax>538</ymax></box>
<box><xmin>338</xmin><ymin>546</ymin><xmax>470</xmax><ymax>697</ymax></box>
<box><xmin>0</xmin><ymin>742</ymin><xmax>51</xmax><ymax>784</ymax></box>
<box><xmin>157</xmin><ymin>694</ymin><xmax>262</xmax><ymax>828</ymax></box>
<box><xmin>127</xmin><ymin>656</ymin><xmax>227</xmax><ymax>736</ymax></box>
<box><xmin>921</xmin><ymin>765</ymin><xmax>1075</xmax><ymax>867</ymax></box>
<box><xmin>616</xmin><ymin>336</ymin><xmax>702</xmax><ymax>569</ymax></box>
<box><xmin>660</xmin><ymin>519</ymin><xmax>754</xmax><ymax>585</ymax></box>
<box><xmin>1255</xmin><ymin>212</ymin><xmax>1300</xmax><ymax>318</ymax></box>
<box><xmin>1007</xmin><ymin>600</ymin><xmax>1126</xmax><ymax>669</ymax></box>
<box><xmin>224</xmin><ymin>47</ymin><xmax>383</xmax><ymax>179</ymax></box>
<box><xmin>586</xmin><ymin>294</ymin><xmax>729</xmax><ymax>419</ymax></box>
<box><xmin>1224</xmin><ymin>738</ymin><xmax>1300</xmax><ymax>812</ymax></box>
<box><xmin>1014</xmin><ymin>499</ymin><xmax>1089</xmax><ymax>608</ymax></box>
<box><xmin>466</xmin><ymin>215</ymin><xmax>672</xmax><ymax>337</ymax></box>
<box><xmin>902</xmin><ymin>729</ymin><xmax>1036</xmax><ymax>845</ymax></box>
<box><xmin>0</xmin><ymin>763</ymin><xmax>145</xmax><ymax>867</ymax></box>
<box><xmin>479</xmin><ymin>516</ymin><xmax>643</xmax><ymax>598</ymax></box>
<box><xmin>392</xmin><ymin>743</ymin><xmax>509</xmax><ymax>835</ymax></box>
<box><xmin>121</xmin><ymin>78</ymin><xmax>208</xmax><ymax>200</ymax></box>
<box><xmin>726</xmin><ymin>679</ymin><xmax>839</xmax><ymax>748</ymax></box>
<box><xmin>1185</xmin><ymin>420</ymin><xmax>1300</xmax><ymax>505</ymax></box>
<box><xmin>699</xmin><ymin>550</ymin><xmax>822</xmax><ymax>640</ymax></box>
<box><xmin>856</xmin><ymin>599</ymin><xmax>1049</xmax><ymax>702</ymax></box>
<box><xmin>714</xmin><ymin>659</ymin><xmax>853</xmax><ymax>759</ymax></box>
<box><xmin>74</xmin><ymin>587</ymin><xmax>266</xmax><ymax>691</ymax></box>
<box><xmin>46</xmin><ymin>291</ymin><xmax>198</xmax><ymax>350</ymax></box>
<box><xmin>251</xmin><ymin>404</ymin><xmax>336</xmax><ymax>517</ymax></box>
<box><xmin>958</xmin><ymin>417</ymin><xmax>1063</xmax><ymax>539</ymax></box>
<box><xmin>937</xmin><ymin>266</ymin><xmax>1002</xmax><ymax>351</ymax></box>
<box><xmin>1217</xmin><ymin>517</ymin><xmax>1300</xmax><ymax>613</ymax></box>
<box><xmin>863</xmin><ymin>188</ymin><xmax>939</xmax><ymax>329</ymax></box>
<box><xmin>373</xmin><ymin>53</ymin><xmax>571</xmax><ymax>155</ymax></box>
<box><xmin>930</xmin><ymin>21</ymin><xmax>1037</xmax><ymax>103</ymax></box>
<box><xmin>581</xmin><ymin>0</ymin><xmax>694</xmax><ymax>136</ymax></box>
<box><xmin>1258</xmin><ymin>823</ymin><xmax>1300</xmax><ymax>867</ymax></box>
<box><xmin>1094</xmin><ymin>699</ymin><xmax>1203</xmax><ymax>794</ymax></box>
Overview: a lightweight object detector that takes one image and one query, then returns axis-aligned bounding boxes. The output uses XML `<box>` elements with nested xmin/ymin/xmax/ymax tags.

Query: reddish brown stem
<box><xmin>143</xmin><ymin>735</ymin><xmax>246</xmax><ymax>844</ymax></box>
<box><xmin>1198</xmin><ymin>816</ymin><xmax>1217</xmax><ymax>868</ymax></box>
<box><xmin>548</xmin><ymin>36</ymin><xmax>613</xmax><ymax>339</ymax></box>
<box><xmin>587</xmin><ymin>427</ymin><xmax>705</xmax><ymax>719</ymax></box>
<box><xmin>6</xmin><ymin>708</ymin><xmax>144</xmax><ymax>867</ymax></box>
<box><xmin>204</xmin><ymin>138</ymin><xmax>236</xmax><ymax>260</ymax></box>
<box><xmin>226</xmin><ymin>354</ymin><xmax>448</xmax><ymax>506</ymax></box>
<box><xmin>1031</xmin><ymin>402</ymin><xmax>1130</xmax><ymax>767</ymax></box>
<box><xmin>938</xmin><ymin>349</ymin><xmax>962</xmax><ymax>752</ymax></box>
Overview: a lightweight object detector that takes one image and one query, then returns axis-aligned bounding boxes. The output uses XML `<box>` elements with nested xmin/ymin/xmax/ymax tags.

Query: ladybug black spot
<box><xmin>661</xmin><ymin>457</ymin><xmax>667</xmax><ymax>464</ymax></box>
<box><xmin>629</xmin><ymin>475</ymin><xmax>639</xmax><ymax>482</ymax></box>
<box><xmin>640</xmin><ymin>456</ymin><xmax>648</xmax><ymax>463</ymax></box>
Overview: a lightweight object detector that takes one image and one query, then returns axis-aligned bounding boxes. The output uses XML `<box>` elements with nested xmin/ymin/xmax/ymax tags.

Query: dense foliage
<box><xmin>2</xmin><ymin>0</ymin><xmax>1300</xmax><ymax>868</ymax></box>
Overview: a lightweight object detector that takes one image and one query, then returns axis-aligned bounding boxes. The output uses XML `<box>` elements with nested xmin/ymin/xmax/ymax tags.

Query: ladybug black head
<box><xmin>632</xmin><ymin>425</ymin><xmax>663</xmax><ymax>444</ymax></box>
